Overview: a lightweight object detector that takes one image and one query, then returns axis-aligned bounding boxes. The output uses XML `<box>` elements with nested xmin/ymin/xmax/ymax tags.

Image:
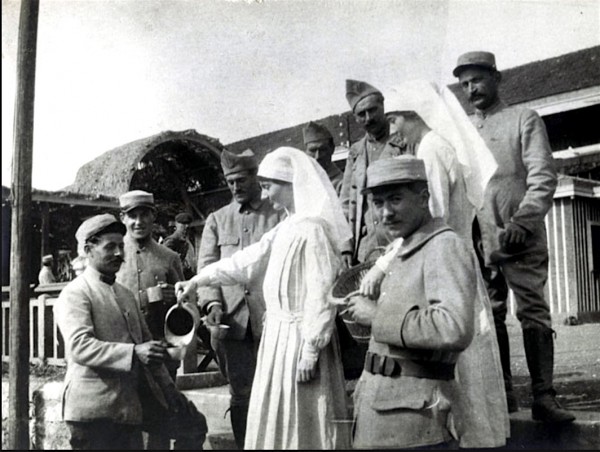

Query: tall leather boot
<box><xmin>230</xmin><ymin>404</ymin><xmax>249</xmax><ymax>450</ymax></box>
<box><xmin>523</xmin><ymin>326</ymin><xmax>576</xmax><ymax>424</ymax></box>
<box><xmin>495</xmin><ymin>320</ymin><xmax>519</xmax><ymax>413</ymax></box>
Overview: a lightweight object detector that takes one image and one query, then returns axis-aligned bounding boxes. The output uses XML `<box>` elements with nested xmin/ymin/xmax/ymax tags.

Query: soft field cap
<box><xmin>453</xmin><ymin>50</ymin><xmax>497</xmax><ymax>77</ymax></box>
<box><xmin>42</xmin><ymin>254</ymin><xmax>53</xmax><ymax>264</ymax></box>
<box><xmin>76</xmin><ymin>213</ymin><xmax>126</xmax><ymax>246</ymax></box>
<box><xmin>362</xmin><ymin>155</ymin><xmax>427</xmax><ymax>194</ymax></box>
<box><xmin>175</xmin><ymin>212</ymin><xmax>193</xmax><ymax>224</ymax></box>
<box><xmin>220</xmin><ymin>148</ymin><xmax>258</xmax><ymax>176</ymax></box>
<box><xmin>119</xmin><ymin>190</ymin><xmax>155</xmax><ymax>212</ymax></box>
<box><xmin>346</xmin><ymin>79</ymin><xmax>382</xmax><ymax>112</ymax></box>
<box><xmin>303</xmin><ymin>121</ymin><xmax>333</xmax><ymax>144</ymax></box>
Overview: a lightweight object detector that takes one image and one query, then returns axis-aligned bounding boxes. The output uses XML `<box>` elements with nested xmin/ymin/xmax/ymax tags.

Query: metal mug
<box><xmin>147</xmin><ymin>285</ymin><xmax>164</xmax><ymax>303</ymax></box>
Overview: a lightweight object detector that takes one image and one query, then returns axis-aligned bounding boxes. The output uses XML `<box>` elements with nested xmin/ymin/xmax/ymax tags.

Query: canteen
<box><xmin>164</xmin><ymin>303</ymin><xmax>200</xmax><ymax>359</ymax></box>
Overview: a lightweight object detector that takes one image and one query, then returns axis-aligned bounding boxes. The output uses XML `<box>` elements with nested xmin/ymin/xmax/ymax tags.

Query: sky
<box><xmin>2</xmin><ymin>0</ymin><xmax>599</xmax><ymax>191</ymax></box>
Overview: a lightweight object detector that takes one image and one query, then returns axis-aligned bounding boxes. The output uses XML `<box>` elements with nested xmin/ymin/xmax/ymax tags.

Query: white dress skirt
<box><xmin>202</xmin><ymin>215</ymin><xmax>350</xmax><ymax>450</ymax></box>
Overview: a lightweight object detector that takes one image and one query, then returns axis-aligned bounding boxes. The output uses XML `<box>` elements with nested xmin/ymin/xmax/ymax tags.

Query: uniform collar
<box><xmin>237</xmin><ymin>196</ymin><xmax>266</xmax><ymax>213</ymax></box>
<box><xmin>85</xmin><ymin>266</ymin><xmax>116</xmax><ymax>286</ymax></box>
<box><xmin>474</xmin><ymin>99</ymin><xmax>506</xmax><ymax>118</ymax></box>
<box><xmin>365</xmin><ymin>124</ymin><xmax>390</xmax><ymax>144</ymax></box>
<box><xmin>397</xmin><ymin>217</ymin><xmax>453</xmax><ymax>258</ymax></box>
<box><xmin>124</xmin><ymin>233</ymin><xmax>154</xmax><ymax>251</ymax></box>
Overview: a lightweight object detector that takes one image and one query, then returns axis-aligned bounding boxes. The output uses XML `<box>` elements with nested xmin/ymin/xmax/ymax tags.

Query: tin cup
<box><xmin>147</xmin><ymin>285</ymin><xmax>164</xmax><ymax>303</ymax></box>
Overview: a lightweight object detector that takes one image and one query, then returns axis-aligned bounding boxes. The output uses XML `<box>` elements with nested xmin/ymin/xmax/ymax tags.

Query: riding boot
<box><xmin>495</xmin><ymin>320</ymin><xmax>519</xmax><ymax>413</ymax></box>
<box><xmin>523</xmin><ymin>326</ymin><xmax>576</xmax><ymax>424</ymax></box>
<box><xmin>230</xmin><ymin>404</ymin><xmax>249</xmax><ymax>450</ymax></box>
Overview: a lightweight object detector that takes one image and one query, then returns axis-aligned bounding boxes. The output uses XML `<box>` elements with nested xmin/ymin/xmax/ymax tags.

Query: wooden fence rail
<box><xmin>1</xmin><ymin>283</ymin><xmax>66</xmax><ymax>366</ymax></box>
<box><xmin>1</xmin><ymin>284</ymin><xmax>213</xmax><ymax>374</ymax></box>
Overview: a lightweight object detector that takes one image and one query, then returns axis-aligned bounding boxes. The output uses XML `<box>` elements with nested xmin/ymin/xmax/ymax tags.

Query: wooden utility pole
<box><xmin>9</xmin><ymin>0</ymin><xmax>40</xmax><ymax>449</ymax></box>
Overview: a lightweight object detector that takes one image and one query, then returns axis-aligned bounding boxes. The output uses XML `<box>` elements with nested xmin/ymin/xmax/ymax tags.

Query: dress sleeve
<box><xmin>199</xmin><ymin>224</ymin><xmax>280</xmax><ymax>287</ymax></box>
<box><xmin>374</xmin><ymin>238</ymin><xmax>404</xmax><ymax>271</ymax></box>
<box><xmin>299</xmin><ymin>219</ymin><xmax>342</xmax><ymax>362</ymax></box>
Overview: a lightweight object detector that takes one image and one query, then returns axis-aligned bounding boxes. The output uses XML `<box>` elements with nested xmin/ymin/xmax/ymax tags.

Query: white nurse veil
<box><xmin>257</xmin><ymin>146</ymin><xmax>352</xmax><ymax>251</ymax></box>
<box><xmin>385</xmin><ymin>79</ymin><xmax>498</xmax><ymax>210</ymax></box>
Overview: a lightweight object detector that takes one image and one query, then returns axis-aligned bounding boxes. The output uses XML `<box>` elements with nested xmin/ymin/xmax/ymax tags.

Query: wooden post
<box><xmin>40</xmin><ymin>202</ymin><xmax>50</xmax><ymax>255</ymax></box>
<box><xmin>9</xmin><ymin>0</ymin><xmax>40</xmax><ymax>449</ymax></box>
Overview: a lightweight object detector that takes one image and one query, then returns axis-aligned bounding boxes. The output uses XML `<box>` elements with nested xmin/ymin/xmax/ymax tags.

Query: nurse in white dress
<box><xmin>177</xmin><ymin>146</ymin><xmax>352</xmax><ymax>450</ymax></box>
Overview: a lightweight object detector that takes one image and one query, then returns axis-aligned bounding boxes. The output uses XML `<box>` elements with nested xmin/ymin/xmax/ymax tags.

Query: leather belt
<box><xmin>364</xmin><ymin>351</ymin><xmax>455</xmax><ymax>381</ymax></box>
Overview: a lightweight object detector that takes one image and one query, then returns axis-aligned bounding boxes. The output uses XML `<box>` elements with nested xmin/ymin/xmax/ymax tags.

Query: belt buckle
<box><xmin>383</xmin><ymin>356</ymin><xmax>399</xmax><ymax>377</ymax></box>
<box><xmin>374</xmin><ymin>354</ymin><xmax>385</xmax><ymax>375</ymax></box>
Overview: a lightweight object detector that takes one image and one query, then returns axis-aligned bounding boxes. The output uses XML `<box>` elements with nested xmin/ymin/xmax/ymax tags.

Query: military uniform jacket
<box><xmin>470</xmin><ymin>101</ymin><xmax>557</xmax><ymax>265</ymax></box>
<box><xmin>117</xmin><ymin>236</ymin><xmax>184</xmax><ymax>318</ymax></box>
<box><xmin>197</xmin><ymin>197</ymin><xmax>284</xmax><ymax>340</ymax></box>
<box><xmin>353</xmin><ymin>218</ymin><xmax>478</xmax><ymax>448</ymax></box>
<box><xmin>339</xmin><ymin>133</ymin><xmax>391</xmax><ymax>262</ymax></box>
<box><xmin>54</xmin><ymin>266</ymin><xmax>174</xmax><ymax>424</ymax></box>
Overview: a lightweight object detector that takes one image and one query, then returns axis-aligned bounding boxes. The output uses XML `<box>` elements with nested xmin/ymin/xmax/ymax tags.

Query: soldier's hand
<box><xmin>206</xmin><ymin>304</ymin><xmax>223</xmax><ymax>326</ymax></box>
<box><xmin>346</xmin><ymin>293</ymin><xmax>377</xmax><ymax>327</ymax></box>
<box><xmin>134</xmin><ymin>341</ymin><xmax>167</xmax><ymax>366</ymax></box>
<box><xmin>500</xmin><ymin>222</ymin><xmax>528</xmax><ymax>251</ymax></box>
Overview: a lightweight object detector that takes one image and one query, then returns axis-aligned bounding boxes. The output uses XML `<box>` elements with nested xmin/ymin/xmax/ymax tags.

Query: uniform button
<box><xmin>352</xmin><ymin>185</ymin><xmax>357</xmax><ymax>189</ymax></box>
<box><xmin>136</xmin><ymin>250</ymin><xmax>141</xmax><ymax>254</ymax></box>
<box><xmin>478</xmin><ymin>124</ymin><xmax>483</xmax><ymax>129</ymax></box>
<box><xmin>139</xmin><ymin>289</ymin><xmax>143</xmax><ymax>293</ymax></box>
<box><xmin>138</xmin><ymin>269</ymin><xmax>142</xmax><ymax>273</ymax></box>
<box><xmin>244</xmin><ymin>289</ymin><xmax>250</xmax><ymax>295</ymax></box>
<box><xmin>374</xmin><ymin>220</ymin><xmax>379</xmax><ymax>225</ymax></box>
<box><xmin>243</xmin><ymin>228</ymin><xmax>249</xmax><ymax>233</ymax></box>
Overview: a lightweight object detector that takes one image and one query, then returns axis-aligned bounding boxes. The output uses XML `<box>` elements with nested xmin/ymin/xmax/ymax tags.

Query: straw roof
<box><xmin>65</xmin><ymin>129</ymin><xmax>232</xmax><ymax>220</ymax></box>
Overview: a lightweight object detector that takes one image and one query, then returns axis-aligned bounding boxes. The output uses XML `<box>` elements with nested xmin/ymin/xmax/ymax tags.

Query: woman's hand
<box><xmin>296</xmin><ymin>358</ymin><xmax>318</xmax><ymax>383</ymax></box>
<box><xmin>175</xmin><ymin>280</ymin><xmax>197</xmax><ymax>306</ymax></box>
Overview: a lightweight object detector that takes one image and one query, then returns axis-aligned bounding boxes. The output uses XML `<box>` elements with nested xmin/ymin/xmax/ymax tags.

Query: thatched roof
<box><xmin>65</xmin><ymin>129</ymin><xmax>232</xmax><ymax>220</ymax></box>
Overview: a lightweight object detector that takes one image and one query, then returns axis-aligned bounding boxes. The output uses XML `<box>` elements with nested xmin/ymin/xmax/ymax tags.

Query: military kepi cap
<box><xmin>220</xmin><ymin>148</ymin><xmax>258</xmax><ymax>176</ymax></box>
<box><xmin>42</xmin><ymin>254</ymin><xmax>53</xmax><ymax>264</ymax></box>
<box><xmin>362</xmin><ymin>155</ymin><xmax>427</xmax><ymax>194</ymax></box>
<box><xmin>453</xmin><ymin>51</ymin><xmax>497</xmax><ymax>77</ymax></box>
<box><xmin>76</xmin><ymin>213</ymin><xmax>126</xmax><ymax>247</ymax></box>
<box><xmin>175</xmin><ymin>212</ymin><xmax>193</xmax><ymax>224</ymax></box>
<box><xmin>303</xmin><ymin>121</ymin><xmax>333</xmax><ymax>145</ymax></box>
<box><xmin>346</xmin><ymin>79</ymin><xmax>383</xmax><ymax>112</ymax></box>
<box><xmin>119</xmin><ymin>190</ymin><xmax>155</xmax><ymax>212</ymax></box>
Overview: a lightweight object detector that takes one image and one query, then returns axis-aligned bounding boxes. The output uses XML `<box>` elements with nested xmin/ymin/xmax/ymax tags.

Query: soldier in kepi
<box><xmin>339</xmin><ymin>79</ymin><xmax>393</xmax><ymax>267</ymax></box>
<box><xmin>453</xmin><ymin>50</ymin><xmax>575</xmax><ymax>423</ymax></box>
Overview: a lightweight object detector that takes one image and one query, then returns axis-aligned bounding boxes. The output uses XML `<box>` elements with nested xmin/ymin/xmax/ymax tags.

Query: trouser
<box><xmin>141</xmin><ymin>379</ymin><xmax>208</xmax><ymax>450</ymax></box>
<box><xmin>213</xmin><ymin>326</ymin><xmax>258</xmax><ymax>449</ymax></box>
<box><xmin>66</xmin><ymin>420</ymin><xmax>143</xmax><ymax>450</ymax></box>
<box><xmin>473</xmin><ymin>220</ymin><xmax>554</xmax><ymax>398</ymax></box>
